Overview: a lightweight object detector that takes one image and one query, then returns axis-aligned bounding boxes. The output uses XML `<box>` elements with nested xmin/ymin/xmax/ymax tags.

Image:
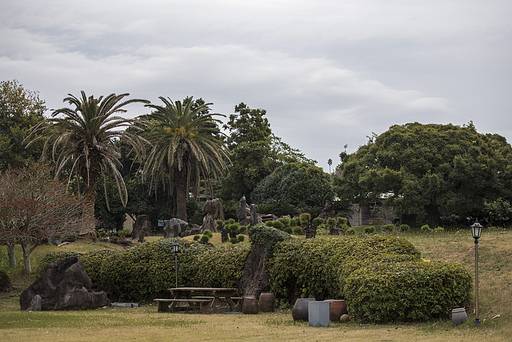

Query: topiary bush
<box><xmin>344</xmin><ymin>261</ymin><xmax>472</xmax><ymax>323</ymax></box>
<box><xmin>399</xmin><ymin>224</ymin><xmax>411</xmax><ymax>233</ymax></box>
<box><xmin>230</xmin><ymin>237</ymin><xmax>239</xmax><ymax>244</ymax></box>
<box><xmin>200</xmin><ymin>235</ymin><xmax>210</xmax><ymax>243</ymax></box>
<box><xmin>247</xmin><ymin>224</ymin><xmax>291</xmax><ymax>258</ymax></box>
<box><xmin>382</xmin><ymin>224</ymin><xmax>395</xmax><ymax>233</ymax></box>
<box><xmin>364</xmin><ymin>226</ymin><xmax>376</xmax><ymax>234</ymax></box>
<box><xmin>203</xmin><ymin>229</ymin><xmax>213</xmax><ymax>238</ymax></box>
<box><xmin>292</xmin><ymin>226</ymin><xmax>303</xmax><ymax>235</ymax></box>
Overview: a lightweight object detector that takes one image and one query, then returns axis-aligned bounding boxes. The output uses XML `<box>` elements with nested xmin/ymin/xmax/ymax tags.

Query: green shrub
<box><xmin>337</xmin><ymin>217</ymin><xmax>348</xmax><ymax>225</ymax></box>
<box><xmin>284</xmin><ymin>227</ymin><xmax>293</xmax><ymax>234</ymax></box>
<box><xmin>200</xmin><ymin>235</ymin><xmax>210</xmax><ymax>243</ymax></box>
<box><xmin>247</xmin><ymin>224</ymin><xmax>291</xmax><ymax>258</ymax></box>
<box><xmin>292</xmin><ymin>226</ymin><xmax>303</xmax><ymax>235</ymax></box>
<box><xmin>238</xmin><ymin>235</ymin><xmax>245</xmax><ymax>242</ymax></box>
<box><xmin>193</xmin><ymin>235</ymin><xmax>201</xmax><ymax>241</ymax></box>
<box><xmin>273</xmin><ymin>220</ymin><xmax>285</xmax><ymax>230</ymax></box>
<box><xmin>278</xmin><ymin>217</ymin><xmax>291</xmax><ymax>227</ymax></box>
<box><xmin>434</xmin><ymin>227</ymin><xmax>445</xmax><ymax>232</ymax></box>
<box><xmin>346</xmin><ymin>228</ymin><xmax>355</xmax><ymax>235</ymax></box>
<box><xmin>313</xmin><ymin>217</ymin><xmax>324</xmax><ymax>225</ymax></box>
<box><xmin>364</xmin><ymin>226</ymin><xmax>375</xmax><ymax>234</ymax></box>
<box><xmin>203</xmin><ymin>229</ymin><xmax>213</xmax><ymax>238</ymax></box>
<box><xmin>238</xmin><ymin>225</ymin><xmax>248</xmax><ymax>233</ymax></box>
<box><xmin>399</xmin><ymin>224</ymin><xmax>411</xmax><ymax>233</ymax></box>
<box><xmin>421</xmin><ymin>224</ymin><xmax>431</xmax><ymax>232</ymax></box>
<box><xmin>382</xmin><ymin>224</ymin><xmax>395</xmax><ymax>232</ymax></box>
<box><xmin>268</xmin><ymin>235</ymin><xmax>421</xmax><ymax>303</ymax></box>
<box><xmin>230</xmin><ymin>237</ymin><xmax>239</xmax><ymax>244</ymax></box>
<box><xmin>60</xmin><ymin>231</ymin><xmax>78</xmax><ymax>242</ymax></box>
<box><xmin>117</xmin><ymin>229</ymin><xmax>131</xmax><ymax>238</ymax></box>
<box><xmin>265</xmin><ymin>221</ymin><xmax>274</xmax><ymax>227</ymax></box>
<box><xmin>300</xmin><ymin>213</ymin><xmax>311</xmax><ymax>224</ymax></box>
<box><xmin>344</xmin><ymin>261</ymin><xmax>472</xmax><ymax>323</ymax></box>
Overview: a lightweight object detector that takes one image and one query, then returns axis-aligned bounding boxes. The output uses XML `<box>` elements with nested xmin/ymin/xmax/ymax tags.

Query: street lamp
<box><xmin>172</xmin><ymin>240</ymin><xmax>180</xmax><ymax>288</ymax></box>
<box><xmin>471</xmin><ymin>220</ymin><xmax>482</xmax><ymax>326</ymax></box>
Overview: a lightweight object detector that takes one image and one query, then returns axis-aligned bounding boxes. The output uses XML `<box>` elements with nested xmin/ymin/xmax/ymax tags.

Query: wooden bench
<box><xmin>154</xmin><ymin>298</ymin><xmax>212</xmax><ymax>312</ymax></box>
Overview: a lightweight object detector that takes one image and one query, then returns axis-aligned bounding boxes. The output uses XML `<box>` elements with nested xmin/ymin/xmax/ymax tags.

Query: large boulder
<box><xmin>132</xmin><ymin>215</ymin><xmax>152</xmax><ymax>242</ymax></box>
<box><xmin>20</xmin><ymin>257</ymin><xmax>110</xmax><ymax>311</ymax></box>
<box><xmin>163</xmin><ymin>218</ymin><xmax>188</xmax><ymax>238</ymax></box>
<box><xmin>238</xmin><ymin>243</ymin><xmax>270</xmax><ymax>298</ymax></box>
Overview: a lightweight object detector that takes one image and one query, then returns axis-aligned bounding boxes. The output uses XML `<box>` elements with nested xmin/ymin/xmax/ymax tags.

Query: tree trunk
<box><xmin>175</xmin><ymin>168</ymin><xmax>188</xmax><ymax>222</ymax></box>
<box><xmin>82</xmin><ymin>177</ymin><xmax>98</xmax><ymax>233</ymax></box>
<box><xmin>20</xmin><ymin>241</ymin><xmax>38</xmax><ymax>274</ymax></box>
<box><xmin>7</xmin><ymin>243</ymin><xmax>16</xmax><ymax>268</ymax></box>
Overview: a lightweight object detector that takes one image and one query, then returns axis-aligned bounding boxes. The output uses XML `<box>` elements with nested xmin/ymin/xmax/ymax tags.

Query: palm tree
<box><xmin>25</xmin><ymin>91</ymin><xmax>149</xmax><ymax>230</ymax></box>
<box><xmin>142</xmin><ymin>97</ymin><xmax>230</xmax><ymax>221</ymax></box>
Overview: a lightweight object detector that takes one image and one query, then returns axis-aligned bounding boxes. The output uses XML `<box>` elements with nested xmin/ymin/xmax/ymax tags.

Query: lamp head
<box><xmin>471</xmin><ymin>220</ymin><xmax>482</xmax><ymax>239</ymax></box>
<box><xmin>172</xmin><ymin>241</ymin><xmax>180</xmax><ymax>253</ymax></box>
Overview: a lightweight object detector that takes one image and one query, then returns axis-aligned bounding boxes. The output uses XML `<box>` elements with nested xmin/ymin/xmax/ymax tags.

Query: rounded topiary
<box><xmin>265</xmin><ymin>221</ymin><xmax>275</xmax><ymax>227</ymax></box>
<box><xmin>273</xmin><ymin>220</ymin><xmax>285</xmax><ymax>230</ymax></box>
<box><xmin>203</xmin><ymin>229</ymin><xmax>213</xmax><ymax>238</ymax></box>
<box><xmin>229</xmin><ymin>237</ymin><xmax>239</xmax><ymax>244</ymax></box>
<box><xmin>434</xmin><ymin>227</ymin><xmax>445</xmax><ymax>233</ymax></box>
<box><xmin>237</xmin><ymin>235</ymin><xmax>245</xmax><ymax>242</ymax></box>
<box><xmin>382</xmin><ymin>224</ymin><xmax>394</xmax><ymax>233</ymax></box>
<box><xmin>364</xmin><ymin>226</ymin><xmax>376</xmax><ymax>234</ymax></box>
<box><xmin>278</xmin><ymin>217</ymin><xmax>291</xmax><ymax>227</ymax></box>
<box><xmin>200</xmin><ymin>235</ymin><xmax>210</xmax><ymax>243</ymax></box>
<box><xmin>313</xmin><ymin>217</ymin><xmax>325</xmax><ymax>225</ymax></box>
<box><xmin>421</xmin><ymin>224</ymin><xmax>431</xmax><ymax>232</ymax></box>
<box><xmin>399</xmin><ymin>224</ymin><xmax>410</xmax><ymax>233</ymax></box>
<box><xmin>118</xmin><ymin>229</ymin><xmax>131</xmax><ymax>238</ymax></box>
<box><xmin>300</xmin><ymin>213</ymin><xmax>311</xmax><ymax>223</ymax></box>
<box><xmin>346</xmin><ymin>228</ymin><xmax>355</xmax><ymax>235</ymax></box>
<box><xmin>284</xmin><ymin>227</ymin><xmax>293</xmax><ymax>234</ymax></box>
<box><xmin>193</xmin><ymin>234</ymin><xmax>201</xmax><ymax>241</ymax></box>
<box><xmin>337</xmin><ymin>217</ymin><xmax>348</xmax><ymax>225</ymax></box>
<box><xmin>292</xmin><ymin>226</ymin><xmax>303</xmax><ymax>235</ymax></box>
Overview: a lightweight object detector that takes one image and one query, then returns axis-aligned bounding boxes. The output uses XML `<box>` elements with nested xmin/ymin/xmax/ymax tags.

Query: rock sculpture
<box><xmin>132</xmin><ymin>215</ymin><xmax>151</xmax><ymax>242</ymax></box>
<box><xmin>20</xmin><ymin>256</ymin><xmax>110</xmax><ymax>311</ymax></box>
<box><xmin>163</xmin><ymin>218</ymin><xmax>188</xmax><ymax>238</ymax></box>
<box><xmin>238</xmin><ymin>195</ymin><xmax>248</xmax><ymax>225</ymax></box>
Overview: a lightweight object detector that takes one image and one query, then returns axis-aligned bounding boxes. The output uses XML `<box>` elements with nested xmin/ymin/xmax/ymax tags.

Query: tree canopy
<box><xmin>220</xmin><ymin>102</ymin><xmax>313</xmax><ymax>202</ymax></box>
<box><xmin>338</xmin><ymin>122</ymin><xmax>512</xmax><ymax>226</ymax></box>
<box><xmin>0</xmin><ymin>79</ymin><xmax>46</xmax><ymax>170</ymax></box>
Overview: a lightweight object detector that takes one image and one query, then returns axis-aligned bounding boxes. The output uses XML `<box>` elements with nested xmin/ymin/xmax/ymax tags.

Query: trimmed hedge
<box><xmin>344</xmin><ymin>261</ymin><xmax>472</xmax><ymax>323</ymax></box>
<box><xmin>268</xmin><ymin>235</ymin><xmax>421</xmax><ymax>303</ymax></box>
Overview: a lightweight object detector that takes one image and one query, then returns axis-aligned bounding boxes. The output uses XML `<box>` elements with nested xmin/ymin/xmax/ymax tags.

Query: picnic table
<box><xmin>154</xmin><ymin>287</ymin><xmax>241</xmax><ymax>314</ymax></box>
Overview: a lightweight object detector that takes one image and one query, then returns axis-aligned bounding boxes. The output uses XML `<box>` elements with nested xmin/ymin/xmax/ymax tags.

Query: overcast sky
<box><xmin>2</xmin><ymin>0</ymin><xmax>511</xmax><ymax>172</ymax></box>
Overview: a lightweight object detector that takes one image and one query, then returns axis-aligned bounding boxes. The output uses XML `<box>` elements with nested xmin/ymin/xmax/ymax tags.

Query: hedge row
<box><xmin>37</xmin><ymin>240</ymin><xmax>251</xmax><ymax>302</ymax></box>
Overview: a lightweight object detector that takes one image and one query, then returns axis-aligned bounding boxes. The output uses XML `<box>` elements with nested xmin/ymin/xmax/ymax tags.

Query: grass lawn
<box><xmin>1</xmin><ymin>228</ymin><xmax>511</xmax><ymax>341</ymax></box>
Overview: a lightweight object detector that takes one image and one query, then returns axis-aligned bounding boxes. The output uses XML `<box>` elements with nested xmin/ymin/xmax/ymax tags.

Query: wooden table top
<box><xmin>168</xmin><ymin>287</ymin><xmax>237</xmax><ymax>292</ymax></box>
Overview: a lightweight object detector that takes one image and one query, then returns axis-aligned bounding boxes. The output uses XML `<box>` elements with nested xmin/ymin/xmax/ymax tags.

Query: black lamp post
<box><xmin>172</xmin><ymin>240</ymin><xmax>180</xmax><ymax>288</ymax></box>
<box><xmin>471</xmin><ymin>220</ymin><xmax>482</xmax><ymax>326</ymax></box>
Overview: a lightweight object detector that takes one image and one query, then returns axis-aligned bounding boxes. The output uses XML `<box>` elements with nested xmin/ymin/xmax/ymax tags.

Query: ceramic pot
<box><xmin>242</xmin><ymin>295</ymin><xmax>259</xmax><ymax>314</ymax></box>
<box><xmin>259</xmin><ymin>292</ymin><xmax>275</xmax><ymax>312</ymax></box>
<box><xmin>451</xmin><ymin>308</ymin><xmax>467</xmax><ymax>325</ymax></box>
<box><xmin>292</xmin><ymin>298</ymin><xmax>316</xmax><ymax>321</ymax></box>
<box><xmin>325</xmin><ymin>299</ymin><xmax>347</xmax><ymax>322</ymax></box>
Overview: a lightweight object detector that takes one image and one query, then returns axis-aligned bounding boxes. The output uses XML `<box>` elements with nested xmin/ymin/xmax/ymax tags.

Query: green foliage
<box><xmin>381</xmin><ymin>224</ymin><xmax>394</xmax><ymax>233</ymax></box>
<box><xmin>434</xmin><ymin>227</ymin><xmax>445</xmax><ymax>232</ymax></box>
<box><xmin>278</xmin><ymin>217</ymin><xmax>291</xmax><ymax>227</ymax></box>
<box><xmin>485</xmin><ymin>197</ymin><xmax>512</xmax><ymax>227</ymax></box>
<box><xmin>268</xmin><ymin>235</ymin><xmax>421</xmax><ymax>303</ymax></box>
<box><xmin>399</xmin><ymin>224</ymin><xmax>411</xmax><ymax>232</ymax></box>
<box><xmin>338</xmin><ymin>122</ymin><xmax>512</xmax><ymax>226</ymax></box>
<box><xmin>200</xmin><ymin>235</ymin><xmax>210</xmax><ymax>243</ymax></box>
<box><xmin>292</xmin><ymin>226</ymin><xmax>303</xmax><ymax>235</ymax></box>
<box><xmin>193</xmin><ymin>235</ymin><xmax>200</xmax><ymax>241</ymax></box>
<box><xmin>203</xmin><ymin>230</ymin><xmax>213</xmax><ymax>238</ymax></box>
<box><xmin>363</xmin><ymin>226</ymin><xmax>376</xmax><ymax>234</ymax></box>
<box><xmin>237</xmin><ymin>235</ymin><xmax>245</xmax><ymax>242</ymax></box>
<box><xmin>272</xmin><ymin>220</ymin><xmax>284</xmax><ymax>230</ymax></box>
<box><xmin>313</xmin><ymin>217</ymin><xmax>324</xmax><ymax>225</ymax></box>
<box><xmin>344</xmin><ymin>261</ymin><xmax>472</xmax><ymax>323</ymax></box>
<box><xmin>300</xmin><ymin>213</ymin><xmax>311</xmax><ymax>223</ymax></box>
<box><xmin>252</xmin><ymin>162</ymin><xmax>333</xmax><ymax>208</ymax></box>
<box><xmin>421</xmin><ymin>224</ymin><xmax>431</xmax><ymax>232</ymax></box>
<box><xmin>346</xmin><ymin>228</ymin><xmax>355</xmax><ymax>235</ymax></box>
<box><xmin>117</xmin><ymin>229</ymin><xmax>131</xmax><ymax>238</ymax></box>
<box><xmin>229</xmin><ymin>237</ymin><xmax>239</xmax><ymax>244</ymax></box>
<box><xmin>247</xmin><ymin>224</ymin><xmax>291</xmax><ymax>258</ymax></box>
<box><xmin>284</xmin><ymin>227</ymin><xmax>293</xmax><ymax>234</ymax></box>
<box><xmin>337</xmin><ymin>217</ymin><xmax>348</xmax><ymax>225</ymax></box>
<box><xmin>220</xmin><ymin>102</ymin><xmax>313</xmax><ymax>202</ymax></box>
<box><xmin>0</xmin><ymin>79</ymin><xmax>46</xmax><ymax>171</ymax></box>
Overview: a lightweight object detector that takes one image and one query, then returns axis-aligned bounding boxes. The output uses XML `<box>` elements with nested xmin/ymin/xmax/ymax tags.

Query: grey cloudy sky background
<box><xmin>1</xmin><ymin>0</ymin><xmax>512</xmax><ymax>172</ymax></box>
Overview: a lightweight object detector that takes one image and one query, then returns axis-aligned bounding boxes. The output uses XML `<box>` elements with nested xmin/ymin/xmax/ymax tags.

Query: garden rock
<box><xmin>239</xmin><ymin>243</ymin><xmax>270</xmax><ymax>298</ymax></box>
<box><xmin>20</xmin><ymin>256</ymin><xmax>110</xmax><ymax>311</ymax></box>
<box><xmin>132</xmin><ymin>215</ymin><xmax>152</xmax><ymax>242</ymax></box>
<box><xmin>163</xmin><ymin>218</ymin><xmax>188</xmax><ymax>238</ymax></box>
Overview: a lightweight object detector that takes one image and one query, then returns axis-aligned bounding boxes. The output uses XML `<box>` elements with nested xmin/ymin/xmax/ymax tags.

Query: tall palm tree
<box><xmin>25</xmin><ymin>91</ymin><xmax>149</xmax><ymax>230</ymax></box>
<box><xmin>142</xmin><ymin>97</ymin><xmax>230</xmax><ymax>221</ymax></box>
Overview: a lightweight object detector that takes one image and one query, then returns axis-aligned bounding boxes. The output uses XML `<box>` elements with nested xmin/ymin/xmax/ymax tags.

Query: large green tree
<box><xmin>338</xmin><ymin>122</ymin><xmax>512</xmax><ymax>226</ymax></box>
<box><xmin>221</xmin><ymin>102</ymin><xmax>313</xmax><ymax>202</ymax></box>
<box><xmin>25</xmin><ymin>91</ymin><xmax>148</xmax><ymax>229</ymax></box>
<box><xmin>142</xmin><ymin>97</ymin><xmax>230</xmax><ymax>222</ymax></box>
<box><xmin>0</xmin><ymin>80</ymin><xmax>46</xmax><ymax>170</ymax></box>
